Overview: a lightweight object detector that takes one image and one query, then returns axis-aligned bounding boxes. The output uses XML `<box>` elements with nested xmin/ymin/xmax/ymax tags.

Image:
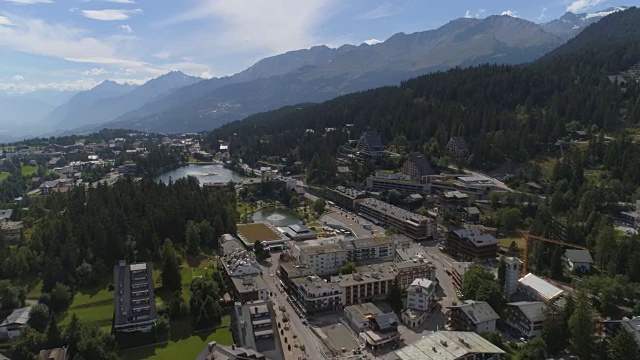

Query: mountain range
<box><xmin>0</xmin><ymin>7</ymin><xmax>629</xmax><ymax>139</ymax></box>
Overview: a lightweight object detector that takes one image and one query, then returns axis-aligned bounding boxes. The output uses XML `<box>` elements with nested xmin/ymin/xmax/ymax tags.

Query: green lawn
<box><xmin>61</xmin><ymin>287</ymin><xmax>115</xmax><ymax>328</ymax></box>
<box><xmin>0</xmin><ymin>172</ymin><xmax>9</xmax><ymax>182</ymax></box>
<box><xmin>120</xmin><ymin>316</ymin><xmax>232</xmax><ymax>360</ymax></box>
<box><xmin>21</xmin><ymin>165</ymin><xmax>38</xmax><ymax>176</ymax></box>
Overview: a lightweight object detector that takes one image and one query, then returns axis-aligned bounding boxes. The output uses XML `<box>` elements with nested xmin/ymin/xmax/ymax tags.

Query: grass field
<box><xmin>498</xmin><ymin>237</ymin><xmax>526</xmax><ymax>250</ymax></box>
<box><xmin>61</xmin><ymin>286</ymin><xmax>115</xmax><ymax>329</ymax></box>
<box><xmin>21</xmin><ymin>165</ymin><xmax>38</xmax><ymax>176</ymax></box>
<box><xmin>0</xmin><ymin>172</ymin><xmax>9</xmax><ymax>182</ymax></box>
<box><xmin>120</xmin><ymin>316</ymin><xmax>232</xmax><ymax>360</ymax></box>
<box><xmin>237</xmin><ymin>223</ymin><xmax>283</xmax><ymax>242</ymax></box>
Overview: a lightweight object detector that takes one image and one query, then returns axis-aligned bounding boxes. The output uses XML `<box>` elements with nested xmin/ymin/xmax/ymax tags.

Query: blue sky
<box><xmin>0</xmin><ymin>0</ymin><xmax>635</xmax><ymax>93</ymax></box>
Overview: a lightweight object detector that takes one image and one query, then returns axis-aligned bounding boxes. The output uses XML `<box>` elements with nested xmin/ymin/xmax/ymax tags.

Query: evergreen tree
<box><xmin>569</xmin><ymin>291</ymin><xmax>596</xmax><ymax>360</ymax></box>
<box><xmin>610</xmin><ymin>327</ymin><xmax>640</xmax><ymax>360</ymax></box>
<box><xmin>45</xmin><ymin>315</ymin><xmax>62</xmax><ymax>349</ymax></box>
<box><xmin>161</xmin><ymin>239</ymin><xmax>182</xmax><ymax>292</ymax></box>
<box><xmin>520</xmin><ymin>337</ymin><xmax>547</xmax><ymax>360</ymax></box>
<box><xmin>28</xmin><ymin>303</ymin><xmax>49</xmax><ymax>332</ymax></box>
<box><xmin>186</xmin><ymin>220</ymin><xmax>201</xmax><ymax>256</ymax></box>
<box><xmin>386</xmin><ymin>283</ymin><xmax>404</xmax><ymax>314</ymax></box>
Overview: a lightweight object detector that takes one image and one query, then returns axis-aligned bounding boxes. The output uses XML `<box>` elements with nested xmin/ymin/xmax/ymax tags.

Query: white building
<box><xmin>298</xmin><ymin>242</ymin><xmax>347</xmax><ymax>276</ymax></box>
<box><xmin>402</xmin><ymin>278</ymin><xmax>437</xmax><ymax>328</ymax></box>
<box><xmin>504</xmin><ymin>257</ymin><xmax>523</xmax><ymax>299</ymax></box>
<box><xmin>0</xmin><ymin>306</ymin><xmax>32</xmax><ymax>339</ymax></box>
<box><xmin>406</xmin><ymin>278</ymin><xmax>437</xmax><ymax>312</ymax></box>
<box><xmin>518</xmin><ymin>273</ymin><xmax>564</xmax><ymax>303</ymax></box>
<box><xmin>293</xmin><ymin>275</ymin><xmax>342</xmax><ymax>314</ymax></box>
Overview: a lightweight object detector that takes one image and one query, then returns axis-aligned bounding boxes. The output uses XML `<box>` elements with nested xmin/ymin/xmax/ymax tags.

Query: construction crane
<box><xmin>520</xmin><ymin>232</ymin><xmax>589</xmax><ymax>276</ymax></box>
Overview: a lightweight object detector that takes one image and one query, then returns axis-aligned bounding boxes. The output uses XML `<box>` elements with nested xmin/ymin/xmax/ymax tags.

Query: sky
<box><xmin>0</xmin><ymin>0</ymin><xmax>636</xmax><ymax>94</ymax></box>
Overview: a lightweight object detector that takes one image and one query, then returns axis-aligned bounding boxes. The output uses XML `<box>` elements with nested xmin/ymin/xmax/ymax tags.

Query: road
<box><xmin>260</xmin><ymin>252</ymin><xmax>334</xmax><ymax>360</ymax></box>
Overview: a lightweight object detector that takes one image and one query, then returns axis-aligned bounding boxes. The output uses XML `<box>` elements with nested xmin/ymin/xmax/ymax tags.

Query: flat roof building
<box><xmin>219</xmin><ymin>249</ymin><xmax>268</xmax><ymax>303</ymax></box>
<box><xmin>113</xmin><ymin>261</ymin><xmax>156</xmax><ymax>333</ymax></box>
<box><xmin>293</xmin><ymin>275</ymin><xmax>342</xmax><ymax>314</ymax></box>
<box><xmin>518</xmin><ymin>273</ymin><xmax>564</xmax><ymax>303</ymax></box>
<box><xmin>277</xmin><ymin>224</ymin><xmax>317</xmax><ymax>241</ymax></box>
<box><xmin>326</xmin><ymin>186</ymin><xmax>368</xmax><ymax>210</ymax></box>
<box><xmin>357</xmin><ymin>198</ymin><xmax>435</xmax><ymax>240</ymax></box>
<box><xmin>331</xmin><ymin>263</ymin><xmax>396</xmax><ymax>306</ymax></box>
<box><xmin>344</xmin><ymin>302</ymin><xmax>400</xmax><ymax>347</ymax></box>
<box><xmin>229</xmin><ymin>300</ymin><xmax>284</xmax><ymax>360</ymax></box>
<box><xmin>445</xmin><ymin>228</ymin><xmax>498</xmax><ymax>261</ymax></box>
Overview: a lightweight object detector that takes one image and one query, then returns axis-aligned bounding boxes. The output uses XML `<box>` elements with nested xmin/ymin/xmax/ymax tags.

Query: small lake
<box><xmin>251</xmin><ymin>207</ymin><xmax>301</xmax><ymax>227</ymax></box>
<box><xmin>155</xmin><ymin>164</ymin><xmax>248</xmax><ymax>185</ymax></box>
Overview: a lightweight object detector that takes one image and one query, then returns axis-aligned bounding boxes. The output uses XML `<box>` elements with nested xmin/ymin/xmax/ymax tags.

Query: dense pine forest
<box><xmin>205</xmin><ymin>7</ymin><xmax>640</xmax><ymax>170</ymax></box>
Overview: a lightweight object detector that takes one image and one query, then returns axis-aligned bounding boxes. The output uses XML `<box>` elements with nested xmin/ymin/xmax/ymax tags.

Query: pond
<box><xmin>251</xmin><ymin>207</ymin><xmax>301</xmax><ymax>227</ymax></box>
<box><xmin>155</xmin><ymin>164</ymin><xmax>247</xmax><ymax>185</ymax></box>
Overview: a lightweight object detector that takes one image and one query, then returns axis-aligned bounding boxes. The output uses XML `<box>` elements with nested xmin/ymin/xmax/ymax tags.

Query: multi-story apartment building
<box><xmin>356</xmin><ymin>198</ymin><xmax>435</xmax><ymax>240</ymax></box>
<box><xmin>277</xmin><ymin>262</ymin><xmax>315</xmax><ymax>292</ymax></box>
<box><xmin>391</xmin><ymin>259</ymin><xmax>436</xmax><ymax>291</ymax></box>
<box><xmin>113</xmin><ymin>261</ymin><xmax>157</xmax><ymax>333</ymax></box>
<box><xmin>446</xmin><ymin>300</ymin><xmax>500</xmax><ymax>333</ymax></box>
<box><xmin>229</xmin><ymin>300</ymin><xmax>284</xmax><ymax>360</ymax></box>
<box><xmin>325</xmin><ymin>186</ymin><xmax>368</xmax><ymax>210</ymax></box>
<box><xmin>219</xmin><ymin>248</ymin><xmax>269</xmax><ymax>303</ymax></box>
<box><xmin>505</xmin><ymin>301</ymin><xmax>545</xmax><ymax>338</ymax></box>
<box><xmin>330</xmin><ymin>264</ymin><xmax>396</xmax><ymax>306</ymax></box>
<box><xmin>445</xmin><ymin>228</ymin><xmax>498</xmax><ymax>261</ymax></box>
<box><xmin>293</xmin><ymin>275</ymin><xmax>342</xmax><ymax>314</ymax></box>
<box><xmin>402</xmin><ymin>278</ymin><xmax>437</xmax><ymax>328</ymax></box>
<box><xmin>340</xmin><ymin>235</ymin><xmax>413</xmax><ymax>262</ymax></box>
<box><xmin>365</xmin><ymin>172</ymin><xmax>431</xmax><ymax>195</ymax></box>
<box><xmin>356</xmin><ymin>131</ymin><xmax>384</xmax><ymax>158</ymax></box>
<box><xmin>298</xmin><ymin>242</ymin><xmax>347</xmax><ymax>276</ymax></box>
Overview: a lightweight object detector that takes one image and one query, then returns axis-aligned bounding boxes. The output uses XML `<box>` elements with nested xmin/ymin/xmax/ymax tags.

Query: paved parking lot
<box><xmin>316</xmin><ymin>321</ymin><xmax>361</xmax><ymax>354</ymax></box>
<box><xmin>320</xmin><ymin>206</ymin><xmax>386</xmax><ymax>237</ymax></box>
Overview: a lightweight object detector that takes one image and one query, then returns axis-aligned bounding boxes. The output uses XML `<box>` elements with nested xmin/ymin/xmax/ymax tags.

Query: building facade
<box><xmin>505</xmin><ymin>301</ymin><xmax>545</xmax><ymax>338</ymax></box>
<box><xmin>326</xmin><ymin>186</ymin><xmax>368</xmax><ymax>210</ymax></box>
<box><xmin>446</xmin><ymin>300</ymin><xmax>500</xmax><ymax>333</ymax></box>
<box><xmin>357</xmin><ymin>198</ymin><xmax>435</xmax><ymax>240</ymax></box>
<box><xmin>331</xmin><ymin>266</ymin><xmax>395</xmax><ymax>306</ymax></box>
<box><xmin>293</xmin><ymin>276</ymin><xmax>342</xmax><ymax>314</ymax></box>
<box><xmin>445</xmin><ymin>228</ymin><xmax>498</xmax><ymax>261</ymax></box>
<box><xmin>113</xmin><ymin>261</ymin><xmax>157</xmax><ymax>333</ymax></box>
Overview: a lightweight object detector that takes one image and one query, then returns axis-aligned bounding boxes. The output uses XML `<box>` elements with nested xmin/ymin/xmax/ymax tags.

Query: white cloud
<box><xmin>0</xmin><ymin>79</ymin><xmax>99</xmax><ymax>93</ymax></box>
<box><xmin>3</xmin><ymin>0</ymin><xmax>52</xmax><ymax>4</ymax></box>
<box><xmin>0</xmin><ymin>16</ymin><xmax>14</xmax><ymax>26</ymax></box>
<box><xmin>501</xmin><ymin>10</ymin><xmax>518</xmax><ymax>17</ymax></box>
<box><xmin>165</xmin><ymin>0</ymin><xmax>336</xmax><ymax>56</ymax></box>
<box><xmin>119</xmin><ymin>24</ymin><xmax>132</xmax><ymax>33</ymax></box>
<box><xmin>464</xmin><ymin>9</ymin><xmax>486</xmax><ymax>18</ymax></box>
<box><xmin>153</xmin><ymin>52</ymin><xmax>171</xmax><ymax>59</ymax></box>
<box><xmin>357</xmin><ymin>2</ymin><xmax>395</xmax><ymax>20</ymax></box>
<box><xmin>363</xmin><ymin>39</ymin><xmax>381</xmax><ymax>45</ymax></box>
<box><xmin>538</xmin><ymin>7</ymin><xmax>548</xmax><ymax>21</ymax></box>
<box><xmin>12</xmin><ymin>75</ymin><xmax>24</xmax><ymax>81</ymax></box>
<box><xmin>103</xmin><ymin>0</ymin><xmax>136</xmax><ymax>3</ymax></box>
<box><xmin>81</xmin><ymin>68</ymin><xmax>107</xmax><ymax>76</ymax></box>
<box><xmin>81</xmin><ymin>9</ymin><xmax>143</xmax><ymax>21</ymax></box>
<box><xmin>567</xmin><ymin>0</ymin><xmax>605</xmax><ymax>13</ymax></box>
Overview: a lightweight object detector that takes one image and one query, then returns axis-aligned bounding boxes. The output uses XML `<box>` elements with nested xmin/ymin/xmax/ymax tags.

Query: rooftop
<box><xmin>237</xmin><ymin>222</ymin><xmax>286</xmax><ymax>243</ymax></box>
<box><xmin>358</xmin><ymin>198</ymin><xmax>429</xmax><ymax>224</ymax></box>
<box><xmin>300</xmin><ymin>242</ymin><xmax>344</xmax><ymax>256</ymax></box>
<box><xmin>0</xmin><ymin>209</ymin><xmax>13</xmax><ymax>220</ymax></box>
<box><xmin>345</xmin><ymin>302</ymin><xmax>385</xmax><ymax>324</ymax></box>
<box><xmin>565</xmin><ymin>249</ymin><xmax>594</xmax><ymax>264</ymax></box>
<box><xmin>507</xmin><ymin>301</ymin><xmax>545</xmax><ymax>322</ymax></box>
<box><xmin>330</xmin><ymin>262</ymin><xmax>395</xmax><ymax>287</ymax></box>
<box><xmin>395</xmin><ymin>331</ymin><xmax>505</xmax><ymax>360</ymax></box>
<box><xmin>407</xmin><ymin>153</ymin><xmax>435</xmax><ymax>176</ymax></box>
<box><xmin>113</xmin><ymin>261</ymin><xmax>156</xmax><ymax>328</ymax></box>
<box><xmin>231</xmin><ymin>275</ymin><xmax>269</xmax><ymax>294</ymax></box>
<box><xmin>451</xmin><ymin>229</ymin><xmax>498</xmax><ymax>247</ymax></box>
<box><xmin>408</xmin><ymin>278</ymin><xmax>436</xmax><ymax>293</ymax></box>
<box><xmin>329</xmin><ymin>186</ymin><xmax>367</xmax><ymax>199</ymax></box>
<box><xmin>279</xmin><ymin>262</ymin><xmax>316</xmax><ymax>279</ymax></box>
<box><xmin>518</xmin><ymin>273</ymin><xmax>564</xmax><ymax>301</ymax></box>
<box><xmin>0</xmin><ymin>306</ymin><xmax>32</xmax><ymax>327</ymax></box>
<box><xmin>448</xmin><ymin>300</ymin><xmax>499</xmax><ymax>325</ymax></box>
<box><xmin>396</xmin><ymin>246</ymin><xmax>430</xmax><ymax>262</ymax></box>
<box><xmin>293</xmin><ymin>275</ymin><xmax>341</xmax><ymax>293</ymax></box>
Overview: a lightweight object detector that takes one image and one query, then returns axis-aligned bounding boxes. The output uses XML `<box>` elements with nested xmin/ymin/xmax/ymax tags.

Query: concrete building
<box><xmin>298</xmin><ymin>242</ymin><xmax>347</xmax><ymax>276</ymax></box>
<box><xmin>292</xmin><ymin>275</ymin><xmax>342</xmax><ymax>314</ymax></box>
<box><xmin>391</xmin><ymin>246</ymin><xmax>436</xmax><ymax>290</ymax></box>
<box><xmin>446</xmin><ymin>300</ymin><xmax>500</xmax><ymax>333</ymax></box>
<box><xmin>356</xmin><ymin>131</ymin><xmax>384</xmax><ymax>158</ymax></box>
<box><xmin>394</xmin><ymin>331</ymin><xmax>506</xmax><ymax>360</ymax></box>
<box><xmin>197</xmin><ymin>342</ymin><xmax>268</xmax><ymax>360</ymax></box>
<box><xmin>326</xmin><ymin>186</ymin><xmax>368</xmax><ymax>210</ymax></box>
<box><xmin>0</xmin><ymin>306</ymin><xmax>32</xmax><ymax>339</ymax></box>
<box><xmin>340</xmin><ymin>235</ymin><xmax>413</xmax><ymax>262</ymax></box>
<box><xmin>344</xmin><ymin>303</ymin><xmax>400</xmax><ymax>347</ymax></box>
<box><xmin>505</xmin><ymin>301</ymin><xmax>545</xmax><ymax>338</ymax></box>
<box><xmin>357</xmin><ymin>198</ymin><xmax>435</xmax><ymax>240</ymax></box>
<box><xmin>219</xmin><ymin>234</ymin><xmax>245</xmax><ymax>256</ymax></box>
<box><xmin>445</xmin><ymin>228</ymin><xmax>498</xmax><ymax>261</ymax></box>
<box><xmin>229</xmin><ymin>300</ymin><xmax>284</xmax><ymax>360</ymax></box>
<box><xmin>517</xmin><ymin>273</ymin><xmax>564</xmax><ymax>303</ymax></box>
<box><xmin>366</xmin><ymin>172</ymin><xmax>431</xmax><ymax>195</ymax></box>
<box><xmin>504</xmin><ymin>257</ymin><xmax>523</xmax><ymax>299</ymax></box>
<box><xmin>402</xmin><ymin>278</ymin><xmax>437</xmax><ymax>328</ymax></box>
<box><xmin>331</xmin><ymin>264</ymin><xmax>396</xmax><ymax>306</ymax></box>
<box><xmin>564</xmin><ymin>249</ymin><xmax>594</xmax><ymax>272</ymax></box>
<box><xmin>113</xmin><ymin>261</ymin><xmax>156</xmax><ymax>333</ymax></box>
<box><xmin>219</xmin><ymin>249</ymin><xmax>269</xmax><ymax>303</ymax></box>
<box><xmin>277</xmin><ymin>262</ymin><xmax>315</xmax><ymax>293</ymax></box>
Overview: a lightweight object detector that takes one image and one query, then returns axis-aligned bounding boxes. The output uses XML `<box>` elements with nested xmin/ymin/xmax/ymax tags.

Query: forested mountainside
<box><xmin>205</xmin><ymin>7</ymin><xmax>640</xmax><ymax>171</ymax></box>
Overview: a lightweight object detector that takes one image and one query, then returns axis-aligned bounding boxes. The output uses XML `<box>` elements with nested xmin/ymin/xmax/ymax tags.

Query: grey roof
<box><xmin>565</xmin><ymin>249</ymin><xmax>594</xmax><ymax>264</ymax></box>
<box><xmin>0</xmin><ymin>306</ymin><xmax>32</xmax><ymax>327</ymax></box>
<box><xmin>360</xmin><ymin>131</ymin><xmax>384</xmax><ymax>150</ymax></box>
<box><xmin>464</xmin><ymin>207</ymin><xmax>480</xmax><ymax>215</ymax></box>
<box><xmin>0</xmin><ymin>209</ymin><xmax>12</xmax><ymax>220</ymax></box>
<box><xmin>449</xmin><ymin>301</ymin><xmax>499</xmax><ymax>325</ymax></box>
<box><xmin>344</xmin><ymin>303</ymin><xmax>384</xmax><ymax>324</ymax></box>
<box><xmin>447</xmin><ymin>136</ymin><xmax>468</xmax><ymax>150</ymax></box>
<box><xmin>408</xmin><ymin>153</ymin><xmax>435</xmax><ymax>176</ymax></box>
<box><xmin>507</xmin><ymin>301</ymin><xmax>545</xmax><ymax>322</ymax></box>
<box><xmin>452</xmin><ymin>229</ymin><xmax>497</xmax><ymax>247</ymax></box>
<box><xmin>608</xmin><ymin>75</ymin><xmax>628</xmax><ymax>84</ymax></box>
<box><xmin>231</xmin><ymin>300</ymin><xmax>284</xmax><ymax>360</ymax></box>
<box><xmin>113</xmin><ymin>261</ymin><xmax>156</xmax><ymax>329</ymax></box>
<box><xmin>372</xmin><ymin>312</ymin><xmax>399</xmax><ymax>330</ymax></box>
<box><xmin>395</xmin><ymin>331</ymin><xmax>505</xmax><ymax>360</ymax></box>
<box><xmin>288</xmin><ymin>224</ymin><xmax>311</xmax><ymax>234</ymax></box>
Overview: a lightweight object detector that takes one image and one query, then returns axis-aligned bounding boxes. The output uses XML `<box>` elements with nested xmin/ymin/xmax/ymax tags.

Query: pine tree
<box><xmin>161</xmin><ymin>238</ymin><xmax>182</xmax><ymax>292</ymax></box>
<box><xmin>610</xmin><ymin>327</ymin><xmax>640</xmax><ymax>360</ymax></box>
<box><xmin>568</xmin><ymin>291</ymin><xmax>596</xmax><ymax>360</ymax></box>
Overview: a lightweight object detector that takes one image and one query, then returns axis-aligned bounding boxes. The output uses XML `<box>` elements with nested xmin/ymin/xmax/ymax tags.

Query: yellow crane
<box><xmin>520</xmin><ymin>232</ymin><xmax>589</xmax><ymax>276</ymax></box>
